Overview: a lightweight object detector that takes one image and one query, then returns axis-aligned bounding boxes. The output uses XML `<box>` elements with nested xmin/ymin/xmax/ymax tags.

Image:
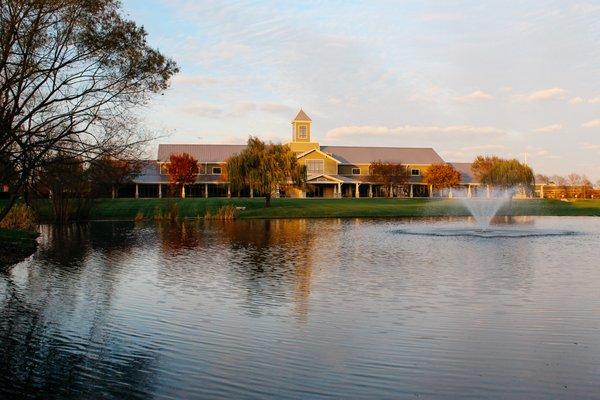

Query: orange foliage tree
<box><xmin>422</xmin><ymin>164</ymin><xmax>460</xmax><ymax>197</ymax></box>
<box><xmin>369</xmin><ymin>160</ymin><xmax>409</xmax><ymax>197</ymax></box>
<box><xmin>166</xmin><ymin>153</ymin><xmax>199</xmax><ymax>197</ymax></box>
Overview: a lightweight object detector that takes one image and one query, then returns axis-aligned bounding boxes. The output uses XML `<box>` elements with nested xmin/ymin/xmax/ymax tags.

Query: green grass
<box><xmin>82</xmin><ymin>197</ymin><xmax>600</xmax><ymax>220</ymax></box>
<box><xmin>3</xmin><ymin>197</ymin><xmax>600</xmax><ymax>222</ymax></box>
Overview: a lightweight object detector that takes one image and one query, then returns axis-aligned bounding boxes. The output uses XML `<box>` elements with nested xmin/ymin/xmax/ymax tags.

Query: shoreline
<box><xmin>0</xmin><ymin>229</ymin><xmax>39</xmax><ymax>268</ymax></box>
<box><xmin>26</xmin><ymin>198</ymin><xmax>600</xmax><ymax>221</ymax></box>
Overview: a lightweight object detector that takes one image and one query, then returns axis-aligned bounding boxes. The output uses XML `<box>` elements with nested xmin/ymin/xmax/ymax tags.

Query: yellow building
<box><xmin>131</xmin><ymin>109</ymin><xmax>461</xmax><ymax>199</ymax></box>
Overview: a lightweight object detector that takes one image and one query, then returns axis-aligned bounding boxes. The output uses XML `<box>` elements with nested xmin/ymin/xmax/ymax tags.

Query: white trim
<box><xmin>351</xmin><ymin>167</ymin><xmax>361</xmax><ymax>175</ymax></box>
<box><xmin>212</xmin><ymin>167</ymin><xmax>222</xmax><ymax>175</ymax></box>
<box><xmin>306</xmin><ymin>174</ymin><xmax>344</xmax><ymax>183</ymax></box>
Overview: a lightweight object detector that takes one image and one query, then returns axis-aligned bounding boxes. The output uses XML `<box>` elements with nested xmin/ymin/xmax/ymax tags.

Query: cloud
<box><xmin>581</xmin><ymin>142</ymin><xmax>600</xmax><ymax>151</ymax></box>
<box><xmin>171</xmin><ymin>74</ymin><xmax>219</xmax><ymax>86</ymax></box>
<box><xmin>512</xmin><ymin>87</ymin><xmax>567</xmax><ymax>102</ymax></box>
<box><xmin>326</xmin><ymin>125</ymin><xmax>506</xmax><ymax>139</ymax></box>
<box><xmin>230</xmin><ymin>101</ymin><xmax>294</xmax><ymax>117</ymax></box>
<box><xmin>569</xmin><ymin>96</ymin><xmax>585</xmax><ymax>104</ymax></box>
<box><xmin>582</xmin><ymin>119</ymin><xmax>600</xmax><ymax>128</ymax></box>
<box><xmin>460</xmin><ymin>144</ymin><xmax>507</xmax><ymax>152</ymax></box>
<box><xmin>533</xmin><ymin>124</ymin><xmax>562</xmax><ymax>133</ymax></box>
<box><xmin>452</xmin><ymin>90</ymin><xmax>494</xmax><ymax>103</ymax></box>
<box><xmin>180</xmin><ymin>102</ymin><xmax>223</xmax><ymax>117</ymax></box>
<box><xmin>589</xmin><ymin>96</ymin><xmax>600</xmax><ymax>104</ymax></box>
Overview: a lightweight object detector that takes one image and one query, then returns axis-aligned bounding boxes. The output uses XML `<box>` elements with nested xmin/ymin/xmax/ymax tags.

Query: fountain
<box><xmin>394</xmin><ymin>186</ymin><xmax>576</xmax><ymax>238</ymax></box>
<box><xmin>456</xmin><ymin>187</ymin><xmax>513</xmax><ymax>230</ymax></box>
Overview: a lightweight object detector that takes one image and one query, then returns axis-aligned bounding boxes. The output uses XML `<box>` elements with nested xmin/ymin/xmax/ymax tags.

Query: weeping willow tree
<box><xmin>474</xmin><ymin>157</ymin><xmax>535</xmax><ymax>196</ymax></box>
<box><xmin>227</xmin><ymin>137</ymin><xmax>306</xmax><ymax>207</ymax></box>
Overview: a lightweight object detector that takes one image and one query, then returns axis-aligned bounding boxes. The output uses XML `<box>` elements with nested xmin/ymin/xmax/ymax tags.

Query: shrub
<box><xmin>0</xmin><ymin>203</ymin><xmax>37</xmax><ymax>231</ymax></box>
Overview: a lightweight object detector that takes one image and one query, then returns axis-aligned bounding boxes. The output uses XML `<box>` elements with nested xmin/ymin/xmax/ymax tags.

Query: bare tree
<box><xmin>0</xmin><ymin>0</ymin><xmax>178</xmax><ymax>221</ymax></box>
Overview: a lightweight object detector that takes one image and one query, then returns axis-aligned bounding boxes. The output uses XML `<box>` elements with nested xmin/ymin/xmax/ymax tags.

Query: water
<box><xmin>1</xmin><ymin>217</ymin><xmax>600</xmax><ymax>399</ymax></box>
<box><xmin>455</xmin><ymin>187</ymin><xmax>513</xmax><ymax>229</ymax></box>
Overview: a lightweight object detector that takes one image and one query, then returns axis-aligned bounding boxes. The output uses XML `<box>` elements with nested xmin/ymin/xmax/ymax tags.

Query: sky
<box><xmin>122</xmin><ymin>0</ymin><xmax>600</xmax><ymax>182</ymax></box>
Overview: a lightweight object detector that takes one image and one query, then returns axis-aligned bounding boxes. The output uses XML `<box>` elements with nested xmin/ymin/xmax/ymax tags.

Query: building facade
<box><xmin>131</xmin><ymin>110</ymin><xmax>480</xmax><ymax>198</ymax></box>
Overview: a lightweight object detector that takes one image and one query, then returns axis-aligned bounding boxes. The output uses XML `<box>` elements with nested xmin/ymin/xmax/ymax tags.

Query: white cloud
<box><xmin>180</xmin><ymin>102</ymin><xmax>223</xmax><ymax>117</ymax></box>
<box><xmin>171</xmin><ymin>74</ymin><xmax>218</xmax><ymax>86</ymax></box>
<box><xmin>460</xmin><ymin>144</ymin><xmax>507</xmax><ymax>152</ymax></box>
<box><xmin>533</xmin><ymin>124</ymin><xmax>562</xmax><ymax>133</ymax></box>
<box><xmin>569</xmin><ymin>96</ymin><xmax>585</xmax><ymax>104</ymax></box>
<box><xmin>582</xmin><ymin>119</ymin><xmax>600</xmax><ymax>128</ymax></box>
<box><xmin>452</xmin><ymin>90</ymin><xmax>494</xmax><ymax>103</ymax></box>
<box><xmin>588</xmin><ymin>96</ymin><xmax>600</xmax><ymax>104</ymax></box>
<box><xmin>326</xmin><ymin>125</ymin><xmax>506</xmax><ymax>139</ymax></box>
<box><xmin>512</xmin><ymin>87</ymin><xmax>567</xmax><ymax>102</ymax></box>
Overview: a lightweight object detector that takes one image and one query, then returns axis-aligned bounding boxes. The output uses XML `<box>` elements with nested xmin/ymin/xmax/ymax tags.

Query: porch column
<box><xmin>467</xmin><ymin>185</ymin><xmax>472</xmax><ymax>198</ymax></box>
<box><xmin>355</xmin><ymin>183</ymin><xmax>359</xmax><ymax>198</ymax></box>
<box><xmin>540</xmin><ymin>184</ymin><xmax>545</xmax><ymax>198</ymax></box>
<box><xmin>449</xmin><ymin>188</ymin><xmax>453</xmax><ymax>198</ymax></box>
<box><xmin>250</xmin><ymin>188</ymin><xmax>254</xmax><ymax>198</ymax></box>
<box><xmin>112</xmin><ymin>186</ymin><xmax>116</xmax><ymax>199</ymax></box>
<box><xmin>429</xmin><ymin>185</ymin><xmax>433</xmax><ymax>198</ymax></box>
<box><xmin>158</xmin><ymin>184</ymin><xmax>162</xmax><ymax>199</ymax></box>
<box><xmin>181</xmin><ymin>185</ymin><xmax>185</xmax><ymax>198</ymax></box>
<box><xmin>409</xmin><ymin>184</ymin><xmax>414</xmax><ymax>198</ymax></box>
<box><xmin>227</xmin><ymin>184</ymin><xmax>231</xmax><ymax>198</ymax></box>
<box><xmin>135</xmin><ymin>184</ymin><xmax>139</xmax><ymax>199</ymax></box>
<box><xmin>337</xmin><ymin>183</ymin><xmax>342</xmax><ymax>198</ymax></box>
<box><xmin>369</xmin><ymin>184</ymin><xmax>373</xmax><ymax>198</ymax></box>
<box><xmin>204</xmin><ymin>183</ymin><xmax>208</xmax><ymax>198</ymax></box>
<box><xmin>486</xmin><ymin>185</ymin><xmax>491</xmax><ymax>199</ymax></box>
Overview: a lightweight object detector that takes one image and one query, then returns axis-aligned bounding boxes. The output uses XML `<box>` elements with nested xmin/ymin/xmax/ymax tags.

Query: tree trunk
<box><xmin>265</xmin><ymin>194</ymin><xmax>271</xmax><ymax>208</ymax></box>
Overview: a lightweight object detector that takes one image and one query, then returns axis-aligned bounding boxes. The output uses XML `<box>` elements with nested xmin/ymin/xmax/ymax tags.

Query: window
<box><xmin>306</xmin><ymin>159</ymin><xmax>324</xmax><ymax>174</ymax></box>
<box><xmin>160</xmin><ymin>163</ymin><xmax>168</xmax><ymax>175</ymax></box>
<box><xmin>298</xmin><ymin>125</ymin><xmax>307</xmax><ymax>139</ymax></box>
<box><xmin>411</xmin><ymin>169</ymin><xmax>420</xmax><ymax>176</ymax></box>
<box><xmin>212</xmin><ymin>167</ymin><xmax>222</xmax><ymax>175</ymax></box>
<box><xmin>351</xmin><ymin>168</ymin><xmax>361</xmax><ymax>175</ymax></box>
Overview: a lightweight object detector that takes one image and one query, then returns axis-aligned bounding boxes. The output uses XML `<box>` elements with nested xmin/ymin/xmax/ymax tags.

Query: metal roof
<box><xmin>319</xmin><ymin>146</ymin><xmax>445</xmax><ymax>165</ymax></box>
<box><xmin>293</xmin><ymin>109</ymin><xmax>311</xmax><ymax>121</ymax></box>
<box><xmin>449</xmin><ymin>162</ymin><xmax>477</xmax><ymax>183</ymax></box>
<box><xmin>157</xmin><ymin>144</ymin><xmax>246</xmax><ymax>162</ymax></box>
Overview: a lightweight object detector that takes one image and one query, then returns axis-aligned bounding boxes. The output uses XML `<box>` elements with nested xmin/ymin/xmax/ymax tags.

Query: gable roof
<box><xmin>293</xmin><ymin>109</ymin><xmax>311</xmax><ymax>121</ymax></box>
<box><xmin>296</xmin><ymin>148</ymin><xmax>341</xmax><ymax>163</ymax></box>
<box><xmin>450</xmin><ymin>162</ymin><xmax>477</xmax><ymax>183</ymax></box>
<box><xmin>157</xmin><ymin>144</ymin><xmax>246</xmax><ymax>162</ymax></box>
<box><xmin>319</xmin><ymin>146</ymin><xmax>444</xmax><ymax>165</ymax></box>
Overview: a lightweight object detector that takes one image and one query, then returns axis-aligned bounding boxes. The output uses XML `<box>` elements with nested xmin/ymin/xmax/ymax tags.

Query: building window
<box><xmin>160</xmin><ymin>163</ymin><xmax>168</xmax><ymax>175</ymax></box>
<box><xmin>212</xmin><ymin>167</ymin><xmax>222</xmax><ymax>175</ymax></box>
<box><xmin>411</xmin><ymin>169</ymin><xmax>420</xmax><ymax>176</ymax></box>
<box><xmin>306</xmin><ymin>159</ymin><xmax>324</xmax><ymax>174</ymax></box>
<box><xmin>351</xmin><ymin>168</ymin><xmax>361</xmax><ymax>175</ymax></box>
<box><xmin>298</xmin><ymin>125</ymin><xmax>307</xmax><ymax>139</ymax></box>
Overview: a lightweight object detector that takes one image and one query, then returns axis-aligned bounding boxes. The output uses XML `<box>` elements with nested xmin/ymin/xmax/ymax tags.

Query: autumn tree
<box><xmin>471</xmin><ymin>156</ymin><xmax>534</xmax><ymax>196</ymax></box>
<box><xmin>471</xmin><ymin>156</ymin><xmax>502</xmax><ymax>183</ymax></box>
<box><xmin>422</xmin><ymin>163</ymin><xmax>460</xmax><ymax>197</ymax></box>
<box><xmin>369</xmin><ymin>161</ymin><xmax>410</xmax><ymax>197</ymax></box>
<box><xmin>227</xmin><ymin>137</ymin><xmax>306</xmax><ymax>207</ymax></box>
<box><xmin>87</xmin><ymin>157</ymin><xmax>142</xmax><ymax>198</ymax></box>
<box><xmin>0</xmin><ymin>0</ymin><xmax>178</xmax><ymax>222</ymax></box>
<box><xmin>166</xmin><ymin>153</ymin><xmax>199</xmax><ymax>198</ymax></box>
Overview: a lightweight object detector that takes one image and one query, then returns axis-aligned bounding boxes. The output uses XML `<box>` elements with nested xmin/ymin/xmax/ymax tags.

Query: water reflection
<box><xmin>1</xmin><ymin>217</ymin><xmax>600</xmax><ymax>399</ymax></box>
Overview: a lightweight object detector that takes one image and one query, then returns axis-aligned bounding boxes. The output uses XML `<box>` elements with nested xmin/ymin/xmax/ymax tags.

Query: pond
<box><xmin>1</xmin><ymin>217</ymin><xmax>600</xmax><ymax>399</ymax></box>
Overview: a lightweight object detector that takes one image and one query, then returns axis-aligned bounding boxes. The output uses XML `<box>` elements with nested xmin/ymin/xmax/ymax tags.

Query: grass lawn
<box><xmin>2</xmin><ymin>197</ymin><xmax>600</xmax><ymax>222</ymax></box>
<box><xmin>86</xmin><ymin>197</ymin><xmax>600</xmax><ymax>220</ymax></box>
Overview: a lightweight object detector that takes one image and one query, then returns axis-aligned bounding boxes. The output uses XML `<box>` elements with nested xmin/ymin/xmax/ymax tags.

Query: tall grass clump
<box><xmin>134</xmin><ymin>211</ymin><xmax>145</xmax><ymax>222</ymax></box>
<box><xmin>205</xmin><ymin>204</ymin><xmax>238</xmax><ymax>220</ymax></box>
<box><xmin>168</xmin><ymin>202</ymin><xmax>179</xmax><ymax>222</ymax></box>
<box><xmin>0</xmin><ymin>203</ymin><xmax>37</xmax><ymax>231</ymax></box>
